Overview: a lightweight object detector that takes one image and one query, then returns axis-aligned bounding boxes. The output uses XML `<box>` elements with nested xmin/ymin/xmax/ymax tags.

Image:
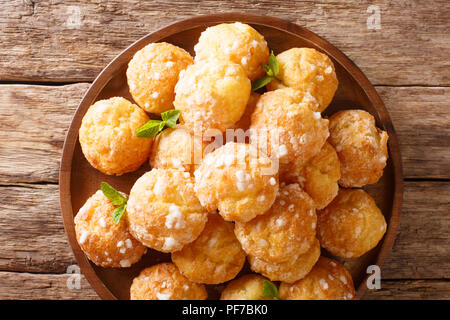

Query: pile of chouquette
<box><xmin>75</xmin><ymin>22</ymin><xmax>389</xmax><ymax>300</ymax></box>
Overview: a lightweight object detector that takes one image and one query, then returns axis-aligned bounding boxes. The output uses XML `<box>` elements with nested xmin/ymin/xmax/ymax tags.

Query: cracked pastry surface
<box><xmin>74</xmin><ymin>190</ymin><xmax>146</xmax><ymax>268</ymax></box>
<box><xmin>79</xmin><ymin>97</ymin><xmax>152</xmax><ymax>176</ymax></box>
<box><xmin>127</xmin><ymin>168</ymin><xmax>208</xmax><ymax>253</ymax></box>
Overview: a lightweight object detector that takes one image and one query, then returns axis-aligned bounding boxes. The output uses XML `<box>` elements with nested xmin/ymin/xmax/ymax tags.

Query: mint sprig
<box><xmin>251</xmin><ymin>51</ymin><xmax>280</xmax><ymax>91</ymax></box>
<box><xmin>262</xmin><ymin>280</ymin><xmax>280</xmax><ymax>300</ymax></box>
<box><xmin>136</xmin><ymin>109</ymin><xmax>181</xmax><ymax>138</ymax></box>
<box><xmin>101</xmin><ymin>182</ymin><xmax>127</xmax><ymax>224</ymax></box>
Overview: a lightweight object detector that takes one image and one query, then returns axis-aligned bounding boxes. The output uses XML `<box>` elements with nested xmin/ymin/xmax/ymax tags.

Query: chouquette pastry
<box><xmin>194</xmin><ymin>142</ymin><xmax>279</xmax><ymax>223</ymax></box>
<box><xmin>194</xmin><ymin>22</ymin><xmax>269</xmax><ymax>81</ymax></box>
<box><xmin>235</xmin><ymin>183</ymin><xmax>317</xmax><ymax>262</ymax></box>
<box><xmin>74</xmin><ymin>190</ymin><xmax>146</xmax><ymax>268</ymax></box>
<box><xmin>172</xmin><ymin>213</ymin><xmax>246</xmax><ymax>284</ymax></box>
<box><xmin>266</xmin><ymin>47</ymin><xmax>338</xmax><ymax>112</ymax></box>
<box><xmin>281</xmin><ymin>142</ymin><xmax>340</xmax><ymax>210</ymax></box>
<box><xmin>127</xmin><ymin>168</ymin><xmax>208</xmax><ymax>253</ymax></box>
<box><xmin>250</xmin><ymin>88</ymin><xmax>329</xmax><ymax>167</ymax></box>
<box><xmin>174</xmin><ymin>59</ymin><xmax>251</xmax><ymax>135</ymax></box>
<box><xmin>328</xmin><ymin>109</ymin><xmax>389</xmax><ymax>187</ymax></box>
<box><xmin>126</xmin><ymin>42</ymin><xmax>193</xmax><ymax>114</ymax></box>
<box><xmin>130</xmin><ymin>263</ymin><xmax>207</xmax><ymax>300</ymax></box>
<box><xmin>317</xmin><ymin>188</ymin><xmax>387</xmax><ymax>258</ymax></box>
<box><xmin>248</xmin><ymin>238</ymin><xmax>320</xmax><ymax>284</ymax></box>
<box><xmin>79</xmin><ymin>97</ymin><xmax>152</xmax><ymax>176</ymax></box>
<box><xmin>220</xmin><ymin>274</ymin><xmax>270</xmax><ymax>300</ymax></box>
<box><xmin>279</xmin><ymin>257</ymin><xmax>355</xmax><ymax>300</ymax></box>
<box><xmin>149</xmin><ymin>124</ymin><xmax>209</xmax><ymax>174</ymax></box>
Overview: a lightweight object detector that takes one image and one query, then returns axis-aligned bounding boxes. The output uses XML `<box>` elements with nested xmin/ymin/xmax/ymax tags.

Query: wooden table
<box><xmin>0</xmin><ymin>0</ymin><xmax>448</xmax><ymax>300</ymax></box>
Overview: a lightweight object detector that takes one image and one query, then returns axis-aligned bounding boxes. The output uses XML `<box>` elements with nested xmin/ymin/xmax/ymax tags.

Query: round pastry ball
<box><xmin>250</xmin><ymin>88</ymin><xmax>329</xmax><ymax>167</ymax></box>
<box><xmin>172</xmin><ymin>213</ymin><xmax>246</xmax><ymax>284</ymax></box>
<box><xmin>194</xmin><ymin>22</ymin><xmax>269</xmax><ymax>81</ymax></box>
<box><xmin>127</xmin><ymin>169</ymin><xmax>208</xmax><ymax>253</ymax></box>
<box><xmin>174</xmin><ymin>59</ymin><xmax>251</xmax><ymax>135</ymax></box>
<box><xmin>126</xmin><ymin>42</ymin><xmax>193</xmax><ymax>114</ymax></box>
<box><xmin>79</xmin><ymin>97</ymin><xmax>152</xmax><ymax>176</ymax></box>
<box><xmin>220</xmin><ymin>274</ymin><xmax>270</xmax><ymax>300</ymax></box>
<box><xmin>281</xmin><ymin>142</ymin><xmax>340</xmax><ymax>209</ymax></box>
<box><xmin>266</xmin><ymin>47</ymin><xmax>338</xmax><ymax>112</ymax></box>
<box><xmin>150</xmin><ymin>125</ymin><xmax>208</xmax><ymax>174</ymax></box>
<box><xmin>279</xmin><ymin>257</ymin><xmax>355</xmax><ymax>300</ymax></box>
<box><xmin>235</xmin><ymin>183</ymin><xmax>317</xmax><ymax>262</ymax></box>
<box><xmin>328</xmin><ymin>109</ymin><xmax>389</xmax><ymax>187</ymax></box>
<box><xmin>130</xmin><ymin>263</ymin><xmax>207</xmax><ymax>300</ymax></box>
<box><xmin>317</xmin><ymin>188</ymin><xmax>387</xmax><ymax>258</ymax></box>
<box><xmin>194</xmin><ymin>142</ymin><xmax>279</xmax><ymax>223</ymax></box>
<box><xmin>248</xmin><ymin>238</ymin><xmax>321</xmax><ymax>283</ymax></box>
<box><xmin>74</xmin><ymin>190</ymin><xmax>146</xmax><ymax>268</ymax></box>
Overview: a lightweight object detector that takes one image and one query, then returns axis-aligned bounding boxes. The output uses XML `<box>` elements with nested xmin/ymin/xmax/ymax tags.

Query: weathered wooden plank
<box><xmin>362</xmin><ymin>280</ymin><xmax>450</xmax><ymax>300</ymax></box>
<box><xmin>377</xmin><ymin>87</ymin><xmax>450</xmax><ymax>179</ymax></box>
<box><xmin>382</xmin><ymin>181</ymin><xmax>450</xmax><ymax>279</ymax></box>
<box><xmin>0</xmin><ymin>0</ymin><xmax>448</xmax><ymax>85</ymax></box>
<box><xmin>0</xmin><ymin>184</ymin><xmax>77</xmax><ymax>273</ymax></box>
<box><xmin>0</xmin><ymin>83</ymin><xmax>89</xmax><ymax>184</ymax></box>
<box><xmin>1</xmin><ymin>84</ymin><xmax>448</xmax><ymax>183</ymax></box>
<box><xmin>0</xmin><ymin>182</ymin><xmax>448</xmax><ymax>279</ymax></box>
<box><xmin>0</xmin><ymin>270</ymin><xmax>447</xmax><ymax>299</ymax></box>
<box><xmin>0</xmin><ymin>271</ymin><xmax>99</xmax><ymax>300</ymax></box>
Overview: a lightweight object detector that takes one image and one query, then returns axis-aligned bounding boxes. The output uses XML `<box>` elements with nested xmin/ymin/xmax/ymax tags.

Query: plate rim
<box><xmin>59</xmin><ymin>12</ymin><xmax>403</xmax><ymax>300</ymax></box>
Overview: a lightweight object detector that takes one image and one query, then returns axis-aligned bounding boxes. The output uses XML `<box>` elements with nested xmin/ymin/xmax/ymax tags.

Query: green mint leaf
<box><xmin>262</xmin><ymin>280</ymin><xmax>280</xmax><ymax>300</ymax></box>
<box><xmin>101</xmin><ymin>182</ymin><xmax>127</xmax><ymax>206</ymax></box>
<box><xmin>161</xmin><ymin>109</ymin><xmax>180</xmax><ymax>128</ymax></box>
<box><xmin>268</xmin><ymin>51</ymin><xmax>279</xmax><ymax>76</ymax></box>
<box><xmin>112</xmin><ymin>204</ymin><xmax>127</xmax><ymax>225</ymax></box>
<box><xmin>136</xmin><ymin>119</ymin><xmax>164</xmax><ymax>138</ymax></box>
<box><xmin>251</xmin><ymin>75</ymin><xmax>274</xmax><ymax>91</ymax></box>
<box><xmin>262</xmin><ymin>64</ymin><xmax>273</xmax><ymax>76</ymax></box>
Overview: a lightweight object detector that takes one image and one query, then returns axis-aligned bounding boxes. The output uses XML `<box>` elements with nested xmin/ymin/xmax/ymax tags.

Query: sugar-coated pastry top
<box><xmin>174</xmin><ymin>59</ymin><xmax>251</xmax><ymax>135</ymax></box>
<box><xmin>130</xmin><ymin>263</ymin><xmax>207</xmax><ymax>300</ymax></box>
<box><xmin>194</xmin><ymin>142</ymin><xmax>279</xmax><ymax>223</ymax></box>
<box><xmin>328</xmin><ymin>109</ymin><xmax>389</xmax><ymax>187</ymax></box>
<box><xmin>279</xmin><ymin>257</ymin><xmax>355</xmax><ymax>300</ymax></box>
<box><xmin>250</xmin><ymin>88</ymin><xmax>329</xmax><ymax>166</ymax></box>
<box><xmin>235</xmin><ymin>183</ymin><xmax>317</xmax><ymax>262</ymax></box>
<box><xmin>127</xmin><ymin>42</ymin><xmax>193</xmax><ymax>114</ymax></box>
<box><xmin>281</xmin><ymin>142</ymin><xmax>340</xmax><ymax>209</ymax></box>
<box><xmin>220</xmin><ymin>274</ymin><xmax>270</xmax><ymax>300</ymax></box>
<box><xmin>194</xmin><ymin>22</ymin><xmax>269</xmax><ymax>81</ymax></box>
<box><xmin>267</xmin><ymin>47</ymin><xmax>338</xmax><ymax>112</ymax></box>
<box><xmin>172</xmin><ymin>213</ymin><xmax>246</xmax><ymax>284</ymax></box>
<box><xmin>127</xmin><ymin>169</ymin><xmax>208</xmax><ymax>253</ymax></box>
<box><xmin>317</xmin><ymin>188</ymin><xmax>387</xmax><ymax>258</ymax></box>
<box><xmin>74</xmin><ymin>190</ymin><xmax>146</xmax><ymax>268</ymax></box>
<box><xmin>79</xmin><ymin>97</ymin><xmax>152</xmax><ymax>176</ymax></box>
<box><xmin>150</xmin><ymin>125</ymin><xmax>209</xmax><ymax>174</ymax></box>
<box><xmin>248</xmin><ymin>238</ymin><xmax>321</xmax><ymax>284</ymax></box>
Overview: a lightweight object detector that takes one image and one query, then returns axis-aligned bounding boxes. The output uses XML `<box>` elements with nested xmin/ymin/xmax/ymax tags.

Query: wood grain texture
<box><xmin>1</xmin><ymin>182</ymin><xmax>448</xmax><ymax>280</ymax></box>
<box><xmin>1</xmin><ymin>84</ymin><xmax>448</xmax><ymax>183</ymax></box>
<box><xmin>381</xmin><ymin>181</ymin><xmax>450</xmax><ymax>279</ymax></box>
<box><xmin>0</xmin><ymin>270</ymin><xmax>447</xmax><ymax>300</ymax></box>
<box><xmin>0</xmin><ymin>83</ymin><xmax>89</xmax><ymax>184</ymax></box>
<box><xmin>0</xmin><ymin>184</ymin><xmax>76</xmax><ymax>273</ymax></box>
<box><xmin>0</xmin><ymin>271</ymin><xmax>99</xmax><ymax>300</ymax></box>
<box><xmin>376</xmin><ymin>86</ymin><xmax>450</xmax><ymax>179</ymax></box>
<box><xmin>0</xmin><ymin>0</ymin><xmax>449</xmax><ymax>85</ymax></box>
<box><xmin>362</xmin><ymin>280</ymin><xmax>450</xmax><ymax>300</ymax></box>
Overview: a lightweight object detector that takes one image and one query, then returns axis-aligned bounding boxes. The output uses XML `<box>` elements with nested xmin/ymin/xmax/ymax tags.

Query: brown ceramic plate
<box><xmin>59</xmin><ymin>13</ymin><xmax>403</xmax><ymax>300</ymax></box>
